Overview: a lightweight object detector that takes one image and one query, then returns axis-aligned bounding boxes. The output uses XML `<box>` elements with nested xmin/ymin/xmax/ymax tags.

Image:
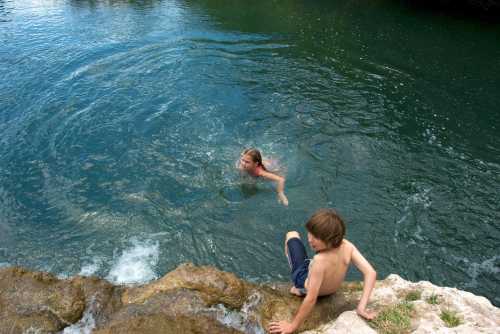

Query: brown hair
<box><xmin>242</xmin><ymin>148</ymin><xmax>267</xmax><ymax>171</ymax></box>
<box><xmin>305</xmin><ymin>209</ymin><xmax>345</xmax><ymax>248</ymax></box>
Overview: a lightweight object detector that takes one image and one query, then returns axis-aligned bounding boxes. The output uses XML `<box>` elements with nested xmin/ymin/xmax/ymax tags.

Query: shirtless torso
<box><xmin>269</xmin><ymin>214</ymin><xmax>377</xmax><ymax>334</ymax></box>
<box><xmin>304</xmin><ymin>240</ymin><xmax>353</xmax><ymax>296</ymax></box>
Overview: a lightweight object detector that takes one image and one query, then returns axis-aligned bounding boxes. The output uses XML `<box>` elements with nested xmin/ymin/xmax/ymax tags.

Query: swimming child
<box><xmin>269</xmin><ymin>208</ymin><xmax>377</xmax><ymax>333</ymax></box>
<box><xmin>237</xmin><ymin>148</ymin><xmax>289</xmax><ymax>206</ymax></box>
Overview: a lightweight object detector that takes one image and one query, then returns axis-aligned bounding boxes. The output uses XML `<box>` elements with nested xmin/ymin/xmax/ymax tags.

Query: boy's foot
<box><xmin>290</xmin><ymin>286</ymin><xmax>303</xmax><ymax>296</ymax></box>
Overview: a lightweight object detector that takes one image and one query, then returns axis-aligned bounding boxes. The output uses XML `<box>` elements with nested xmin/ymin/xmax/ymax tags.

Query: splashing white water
<box><xmin>212</xmin><ymin>292</ymin><xmax>265</xmax><ymax>334</ymax></box>
<box><xmin>62</xmin><ymin>297</ymin><xmax>98</xmax><ymax>334</ymax></box>
<box><xmin>62</xmin><ymin>307</ymin><xmax>96</xmax><ymax>334</ymax></box>
<box><xmin>79</xmin><ymin>257</ymin><xmax>104</xmax><ymax>277</ymax></box>
<box><xmin>106</xmin><ymin>239</ymin><xmax>159</xmax><ymax>285</ymax></box>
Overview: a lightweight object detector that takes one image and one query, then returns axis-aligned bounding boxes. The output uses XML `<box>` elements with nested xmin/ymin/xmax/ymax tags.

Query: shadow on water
<box><xmin>239</xmin><ymin>183</ymin><xmax>260</xmax><ymax>199</ymax></box>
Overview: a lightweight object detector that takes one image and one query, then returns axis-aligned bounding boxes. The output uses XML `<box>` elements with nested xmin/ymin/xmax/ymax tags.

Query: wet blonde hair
<box><xmin>242</xmin><ymin>148</ymin><xmax>268</xmax><ymax>171</ymax></box>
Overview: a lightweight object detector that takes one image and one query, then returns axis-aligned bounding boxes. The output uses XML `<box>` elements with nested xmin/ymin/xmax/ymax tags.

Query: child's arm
<box><xmin>258</xmin><ymin>170</ymin><xmax>289</xmax><ymax>206</ymax></box>
<box><xmin>351</xmin><ymin>245</ymin><xmax>377</xmax><ymax>319</ymax></box>
<box><xmin>268</xmin><ymin>260</ymin><xmax>324</xmax><ymax>333</ymax></box>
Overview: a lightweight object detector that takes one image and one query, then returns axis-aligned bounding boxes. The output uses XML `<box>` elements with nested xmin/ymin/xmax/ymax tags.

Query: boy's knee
<box><xmin>286</xmin><ymin>231</ymin><xmax>300</xmax><ymax>241</ymax></box>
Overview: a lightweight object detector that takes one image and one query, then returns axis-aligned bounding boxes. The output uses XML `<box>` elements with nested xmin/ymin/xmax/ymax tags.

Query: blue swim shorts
<box><xmin>286</xmin><ymin>237</ymin><xmax>310</xmax><ymax>295</ymax></box>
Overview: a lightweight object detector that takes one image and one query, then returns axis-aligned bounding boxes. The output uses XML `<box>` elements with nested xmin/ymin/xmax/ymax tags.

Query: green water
<box><xmin>0</xmin><ymin>0</ymin><xmax>499</xmax><ymax>305</ymax></box>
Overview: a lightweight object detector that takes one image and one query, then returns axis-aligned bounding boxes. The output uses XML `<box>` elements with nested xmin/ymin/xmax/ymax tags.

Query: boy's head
<box><xmin>305</xmin><ymin>209</ymin><xmax>345</xmax><ymax>249</ymax></box>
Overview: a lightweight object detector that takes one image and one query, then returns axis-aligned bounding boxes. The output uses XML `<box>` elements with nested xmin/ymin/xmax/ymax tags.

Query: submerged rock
<box><xmin>0</xmin><ymin>264</ymin><xmax>498</xmax><ymax>333</ymax></box>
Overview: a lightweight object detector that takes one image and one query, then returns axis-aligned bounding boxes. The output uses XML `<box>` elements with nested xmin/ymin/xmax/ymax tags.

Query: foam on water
<box><xmin>57</xmin><ymin>272</ymin><xmax>71</xmax><ymax>279</ymax></box>
<box><xmin>394</xmin><ymin>185</ymin><xmax>432</xmax><ymax>242</ymax></box>
<box><xmin>78</xmin><ymin>211</ymin><xmax>130</xmax><ymax>228</ymax></box>
<box><xmin>106</xmin><ymin>238</ymin><xmax>159</xmax><ymax>285</ymax></box>
<box><xmin>212</xmin><ymin>292</ymin><xmax>265</xmax><ymax>334</ymax></box>
<box><xmin>123</xmin><ymin>192</ymin><xmax>150</xmax><ymax>203</ymax></box>
<box><xmin>455</xmin><ymin>255</ymin><xmax>500</xmax><ymax>289</ymax></box>
<box><xmin>0</xmin><ymin>262</ymin><xmax>9</xmax><ymax>268</ymax></box>
<box><xmin>424</xmin><ymin>128</ymin><xmax>439</xmax><ymax>146</ymax></box>
<box><xmin>61</xmin><ymin>297</ymin><xmax>97</xmax><ymax>334</ymax></box>
<box><xmin>61</xmin><ymin>315</ymin><xmax>95</xmax><ymax>334</ymax></box>
<box><xmin>79</xmin><ymin>257</ymin><xmax>104</xmax><ymax>277</ymax></box>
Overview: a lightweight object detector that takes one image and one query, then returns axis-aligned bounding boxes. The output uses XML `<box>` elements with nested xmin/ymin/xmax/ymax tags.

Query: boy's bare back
<box><xmin>305</xmin><ymin>240</ymin><xmax>353</xmax><ymax>296</ymax></box>
<box><xmin>269</xmin><ymin>209</ymin><xmax>377</xmax><ymax>334</ymax></box>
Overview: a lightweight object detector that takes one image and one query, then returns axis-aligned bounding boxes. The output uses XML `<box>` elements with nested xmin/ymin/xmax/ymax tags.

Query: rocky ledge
<box><xmin>0</xmin><ymin>263</ymin><xmax>498</xmax><ymax>333</ymax></box>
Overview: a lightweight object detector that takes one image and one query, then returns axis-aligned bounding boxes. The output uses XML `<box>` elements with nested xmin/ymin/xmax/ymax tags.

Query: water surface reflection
<box><xmin>0</xmin><ymin>0</ymin><xmax>498</xmax><ymax>306</ymax></box>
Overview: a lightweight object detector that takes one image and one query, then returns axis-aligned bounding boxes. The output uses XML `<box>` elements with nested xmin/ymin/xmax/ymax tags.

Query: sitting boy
<box><xmin>269</xmin><ymin>208</ymin><xmax>377</xmax><ymax>334</ymax></box>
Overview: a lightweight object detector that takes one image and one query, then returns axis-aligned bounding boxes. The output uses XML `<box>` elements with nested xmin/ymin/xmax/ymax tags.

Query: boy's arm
<box><xmin>259</xmin><ymin>171</ymin><xmax>288</xmax><ymax>206</ymax></box>
<box><xmin>269</xmin><ymin>260</ymin><xmax>324</xmax><ymax>334</ymax></box>
<box><xmin>351</xmin><ymin>244</ymin><xmax>377</xmax><ymax>319</ymax></box>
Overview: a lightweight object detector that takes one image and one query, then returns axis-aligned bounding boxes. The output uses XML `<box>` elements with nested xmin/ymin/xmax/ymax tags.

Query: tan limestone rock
<box><xmin>0</xmin><ymin>266</ymin><xmax>498</xmax><ymax>334</ymax></box>
<box><xmin>301</xmin><ymin>311</ymin><xmax>377</xmax><ymax>334</ymax></box>
<box><xmin>0</xmin><ymin>267</ymin><xmax>86</xmax><ymax>333</ymax></box>
<box><xmin>122</xmin><ymin>262</ymin><xmax>249</xmax><ymax>309</ymax></box>
<box><xmin>308</xmin><ymin>274</ymin><xmax>500</xmax><ymax>334</ymax></box>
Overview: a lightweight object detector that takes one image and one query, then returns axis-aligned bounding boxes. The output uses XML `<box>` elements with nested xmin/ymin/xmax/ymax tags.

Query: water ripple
<box><xmin>0</xmin><ymin>0</ymin><xmax>499</xmax><ymax>307</ymax></box>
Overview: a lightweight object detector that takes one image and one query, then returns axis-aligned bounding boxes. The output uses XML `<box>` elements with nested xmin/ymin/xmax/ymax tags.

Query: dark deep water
<box><xmin>0</xmin><ymin>0</ymin><xmax>499</xmax><ymax>306</ymax></box>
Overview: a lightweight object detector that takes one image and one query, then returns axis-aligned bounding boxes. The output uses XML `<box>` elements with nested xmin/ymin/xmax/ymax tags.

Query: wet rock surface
<box><xmin>0</xmin><ymin>264</ymin><xmax>498</xmax><ymax>333</ymax></box>
<box><xmin>0</xmin><ymin>267</ymin><xmax>86</xmax><ymax>333</ymax></box>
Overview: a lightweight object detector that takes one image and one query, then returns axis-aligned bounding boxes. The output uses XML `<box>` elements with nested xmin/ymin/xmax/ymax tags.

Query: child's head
<box><xmin>240</xmin><ymin>148</ymin><xmax>266</xmax><ymax>171</ymax></box>
<box><xmin>306</xmin><ymin>209</ymin><xmax>345</xmax><ymax>250</ymax></box>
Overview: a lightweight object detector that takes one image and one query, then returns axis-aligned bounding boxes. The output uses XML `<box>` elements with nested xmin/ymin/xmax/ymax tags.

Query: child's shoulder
<box><xmin>342</xmin><ymin>239</ymin><xmax>354</xmax><ymax>249</ymax></box>
<box><xmin>314</xmin><ymin>240</ymin><xmax>354</xmax><ymax>263</ymax></box>
<box><xmin>341</xmin><ymin>239</ymin><xmax>355</xmax><ymax>257</ymax></box>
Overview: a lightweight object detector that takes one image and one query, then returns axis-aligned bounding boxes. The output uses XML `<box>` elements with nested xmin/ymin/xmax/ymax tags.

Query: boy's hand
<box><xmin>278</xmin><ymin>192</ymin><xmax>289</xmax><ymax>206</ymax></box>
<box><xmin>268</xmin><ymin>320</ymin><xmax>296</xmax><ymax>334</ymax></box>
<box><xmin>356</xmin><ymin>307</ymin><xmax>377</xmax><ymax>320</ymax></box>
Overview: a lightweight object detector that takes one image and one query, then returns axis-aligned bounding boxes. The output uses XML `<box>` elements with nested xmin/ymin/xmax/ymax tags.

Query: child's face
<box><xmin>307</xmin><ymin>232</ymin><xmax>329</xmax><ymax>253</ymax></box>
<box><xmin>240</xmin><ymin>154</ymin><xmax>257</xmax><ymax>171</ymax></box>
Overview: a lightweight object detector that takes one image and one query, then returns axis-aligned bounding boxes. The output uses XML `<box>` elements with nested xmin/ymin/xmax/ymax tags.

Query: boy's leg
<box><xmin>284</xmin><ymin>231</ymin><xmax>301</xmax><ymax>262</ymax></box>
<box><xmin>284</xmin><ymin>231</ymin><xmax>309</xmax><ymax>296</ymax></box>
